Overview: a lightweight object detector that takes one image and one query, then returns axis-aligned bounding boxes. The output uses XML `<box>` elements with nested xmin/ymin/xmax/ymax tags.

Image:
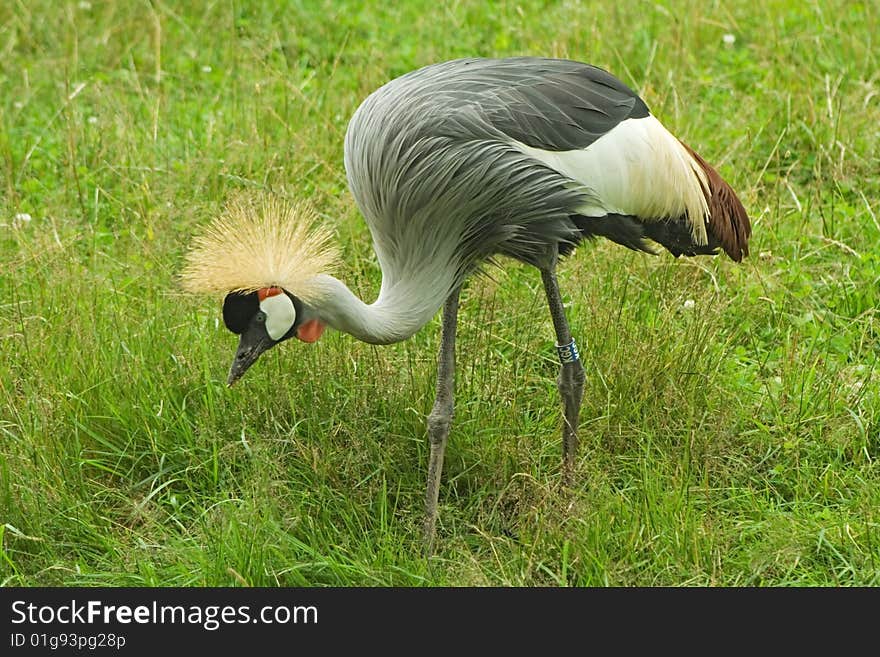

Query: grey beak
<box><xmin>227</xmin><ymin>327</ymin><xmax>272</xmax><ymax>386</ymax></box>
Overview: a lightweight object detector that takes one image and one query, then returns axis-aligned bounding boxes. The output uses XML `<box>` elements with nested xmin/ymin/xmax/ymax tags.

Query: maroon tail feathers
<box><xmin>680</xmin><ymin>142</ymin><xmax>751</xmax><ymax>262</ymax></box>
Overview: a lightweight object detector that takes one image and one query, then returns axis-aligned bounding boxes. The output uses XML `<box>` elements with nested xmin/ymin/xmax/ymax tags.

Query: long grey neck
<box><xmin>307</xmin><ymin>273</ymin><xmax>454</xmax><ymax>345</ymax></box>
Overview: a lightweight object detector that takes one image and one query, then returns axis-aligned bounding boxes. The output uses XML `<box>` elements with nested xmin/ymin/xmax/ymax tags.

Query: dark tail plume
<box><xmin>680</xmin><ymin>142</ymin><xmax>751</xmax><ymax>262</ymax></box>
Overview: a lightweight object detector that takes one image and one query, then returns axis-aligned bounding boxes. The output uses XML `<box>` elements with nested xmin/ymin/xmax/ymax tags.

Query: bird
<box><xmin>181</xmin><ymin>56</ymin><xmax>751</xmax><ymax>554</ymax></box>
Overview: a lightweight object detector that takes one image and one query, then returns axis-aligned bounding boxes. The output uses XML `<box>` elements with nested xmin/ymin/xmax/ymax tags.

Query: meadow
<box><xmin>1</xmin><ymin>0</ymin><xmax>878</xmax><ymax>586</ymax></box>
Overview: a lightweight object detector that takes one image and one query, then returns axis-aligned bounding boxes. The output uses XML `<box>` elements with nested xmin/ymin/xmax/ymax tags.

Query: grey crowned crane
<box><xmin>182</xmin><ymin>57</ymin><xmax>751</xmax><ymax>553</ymax></box>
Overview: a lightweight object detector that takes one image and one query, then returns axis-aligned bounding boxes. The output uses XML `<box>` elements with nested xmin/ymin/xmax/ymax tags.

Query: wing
<box><xmin>456</xmin><ymin>57</ymin><xmax>651</xmax><ymax>151</ymax></box>
<box><xmin>435</xmin><ymin>59</ymin><xmax>710</xmax><ymax>244</ymax></box>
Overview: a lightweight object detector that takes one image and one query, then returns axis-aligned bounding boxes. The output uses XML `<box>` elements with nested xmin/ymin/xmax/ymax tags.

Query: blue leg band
<box><xmin>556</xmin><ymin>338</ymin><xmax>580</xmax><ymax>364</ymax></box>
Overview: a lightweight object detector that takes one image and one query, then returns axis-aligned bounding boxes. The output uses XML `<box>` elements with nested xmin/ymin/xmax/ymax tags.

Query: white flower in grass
<box><xmin>87</xmin><ymin>115</ymin><xmax>98</xmax><ymax>125</ymax></box>
<box><xmin>683</xmin><ymin>299</ymin><xmax>695</xmax><ymax>310</ymax></box>
<box><xmin>201</xmin><ymin>65</ymin><xmax>212</xmax><ymax>73</ymax></box>
<box><xmin>13</xmin><ymin>101</ymin><xmax>24</xmax><ymax>109</ymax></box>
<box><xmin>12</xmin><ymin>213</ymin><xmax>32</xmax><ymax>229</ymax></box>
<box><xmin>722</xmin><ymin>33</ymin><xmax>736</xmax><ymax>46</ymax></box>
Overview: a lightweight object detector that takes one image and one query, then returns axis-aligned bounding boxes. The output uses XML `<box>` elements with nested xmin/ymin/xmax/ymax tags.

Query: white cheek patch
<box><xmin>260</xmin><ymin>293</ymin><xmax>296</xmax><ymax>341</ymax></box>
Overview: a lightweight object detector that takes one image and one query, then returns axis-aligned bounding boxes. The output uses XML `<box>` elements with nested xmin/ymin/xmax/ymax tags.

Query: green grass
<box><xmin>1</xmin><ymin>0</ymin><xmax>878</xmax><ymax>586</ymax></box>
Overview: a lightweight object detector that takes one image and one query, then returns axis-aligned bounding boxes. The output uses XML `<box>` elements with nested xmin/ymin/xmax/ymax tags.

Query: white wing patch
<box><xmin>260</xmin><ymin>293</ymin><xmax>296</xmax><ymax>341</ymax></box>
<box><xmin>510</xmin><ymin>115</ymin><xmax>710</xmax><ymax>245</ymax></box>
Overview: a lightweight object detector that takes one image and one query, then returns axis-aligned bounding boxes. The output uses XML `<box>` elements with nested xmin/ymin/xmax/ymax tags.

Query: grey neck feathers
<box><xmin>308</xmin><ymin>272</ymin><xmax>453</xmax><ymax>345</ymax></box>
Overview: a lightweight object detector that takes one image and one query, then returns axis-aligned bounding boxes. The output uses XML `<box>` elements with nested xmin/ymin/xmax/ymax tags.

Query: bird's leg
<box><xmin>540</xmin><ymin>268</ymin><xmax>586</xmax><ymax>486</ymax></box>
<box><xmin>423</xmin><ymin>287</ymin><xmax>460</xmax><ymax>555</ymax></box>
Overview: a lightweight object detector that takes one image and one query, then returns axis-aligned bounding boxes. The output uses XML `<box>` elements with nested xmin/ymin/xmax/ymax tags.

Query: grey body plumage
<box><xmin>345</xmin><ymin>58</ymin><xmax>638</xmax><ymax>290</ymax></box>
<box><xmin>344</xmin><ymin>57</ymin><xmax>748</xmax><ymax>333</ymax></box>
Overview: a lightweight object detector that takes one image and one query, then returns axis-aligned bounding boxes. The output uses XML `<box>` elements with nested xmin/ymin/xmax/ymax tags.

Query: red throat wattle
<box><xmin>296</xmin><ymin>319</ymin><xmax>326</xmax><ymax>343</ymax></box>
